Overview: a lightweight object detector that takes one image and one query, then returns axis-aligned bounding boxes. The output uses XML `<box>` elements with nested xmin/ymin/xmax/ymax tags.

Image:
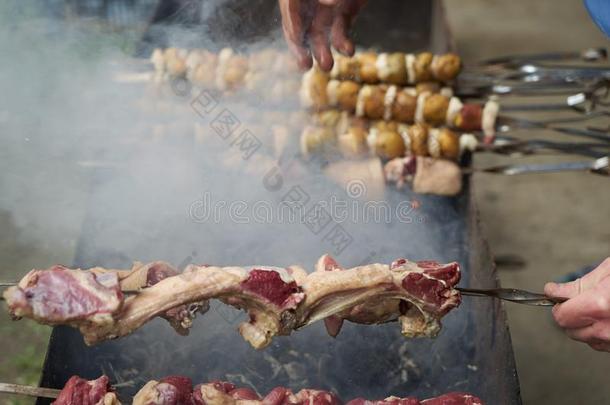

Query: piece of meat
<box><xmin>347</xmin><ymin>397</ymin><xmax>420</xmax><ymax>405</ymax></box>
<box><xmin>91</xmin><ymin>262</ymin><xmax>211</xmax><ymax>336</ymax></box>
<box><xmin>346</xmin><ymin>392</ymin><xmax>482</xmax><ymax>405</ymax></box>
<box><xmin>454</xmin><ymin>104</ymin><xmax>482</xmax><ymax>132</ymax></box>
<box><xmin>300</xmin><ymin>67</ymin><xmax>330</xmax><ymax>109</ymax></box>
<box><xmin>52</xmin><ymin>375</ymin><xmax>119</xmax><ymax>405</ymax></box>
<box><xmin>412</xmin><ymin>157</ymin><xmax>462</xmax><ymax>196</ymax></box>
<box><xmin>384</xmin><ymin>157</ymin><xmax>462</xmax><ymax>197</ymax></box>
<box><xmin>221</xmin><ymin>266</ymin><xmax>306</xmax><ymax>348</ymax></box>
<box><xmin>4</xmin><ymin>256</ymin><xmax>460</xmax><ymax>348</ymax></box>
<box><xmin>3</xmin><ymin>266</ymin><xmax>123</xmax><ymax>341</ymax></box>
<box><xmin>74</xmin><ymin>265</ymin><xmax>245</xmax><ymax>345</ymax></box>
<box><xmin>301</xmin><ymin>255</ymin><xmax>460</xmax><ymax>338</ymax></box>
<box><xmin>240</xmin><ymin>269</ymin><xmax>301</xmax><ymax>307</ymax></box>
<box><xmin>143</xmin><ymin>262</ymin><xmax>209</xmax><ymax>336</ymax></box>
<box><xmin>60</xmin><ymin>376</ymin><xmax>483</xmax><ymax>405</ymax></box>
<box><xmin>91</xmin><ymin>261</ymin><xmax>210</xmax><ymax>339</ymax></box>
<box><xmin>193</xmin><ymin>380</ymin><xmax>262</xmax><ymax>404</ymax></box>
<box><xmin>315</xmin><ymin>255</ymin><xmax>346</xmax><ymax>338</ymax></box>
<box><xmin>263</xmin><ymin>387</ymin><xmax>341</xmax><ymax>405</ymax></box>
<box><xmin>430</xmin><ymin>53</ymin><xmax>462</xmax><ymax>82</ymax></box>
<box><xmin>407</xmin><ymin>123</ymin><xmax>430</xmax><ymax>157</ymax></box>
<box><xmin>384</xmin><ymin>156</ymin><xmax>417</xmax><ymax>190</ymax></box>
<box><xmin>133</xmin><ymin>376</ymin><xmax>197</xmax><ymax>405</ymax></box>
<box><xmin>420</xmin><ymin>392</ymin><xmax>484</xmax><ymax>405</ymax></box>
<box><xmin>99</xmin><ymin>264</ymin><xmax>305</xmax><ymax>349</ymax></box>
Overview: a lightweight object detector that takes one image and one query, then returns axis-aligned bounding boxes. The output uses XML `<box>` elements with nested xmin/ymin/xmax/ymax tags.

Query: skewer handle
<box><xmin>0</xmin><ymin>382</ymin><xmax>60</xmax><ymax>399</ymax></box>
<box><xmin>457</xmin><ymin>287</ymin><xmax>567</xmax><ymax>306</ymax></box>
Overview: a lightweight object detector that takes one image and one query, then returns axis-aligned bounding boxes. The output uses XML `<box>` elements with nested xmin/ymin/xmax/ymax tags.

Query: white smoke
<box><xmin>0</xmin><ymin>0</ymin><xmax>461</xmax><ymax>271</ymax></box>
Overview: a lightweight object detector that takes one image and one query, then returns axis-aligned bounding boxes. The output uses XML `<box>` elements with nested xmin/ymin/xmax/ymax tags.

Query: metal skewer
<box><xmin>480</xmin><ymin>137</ymin><xmax>609</xmax><ymax>157</ymax></box>
<box><xmin>457</xmin><ymin>287</ymin><xmax>568</xmax><ymax>306</ymax></box>
<box><xmin>480</xmin><ymin>47</ymin><xmax>607</xmax><ymax>67</ymax></box>
<box><xmin>495</xmin><ymin>116</ymin><xmax>610</xmax><ymax>142</ymax></box>
<box><xmin>458</xmin><ymin>59</ymin><xmax>610</xmax><ymax>98</ymax></box>
<box><xmin>464</xmin><ymin>156</ymin><xmax>609</xmax><ymax>175</ymax></box>
<box><xmin>0</xmin><ymin>382</ymin><xmax>60</xmax><ymax>399</ymax></box>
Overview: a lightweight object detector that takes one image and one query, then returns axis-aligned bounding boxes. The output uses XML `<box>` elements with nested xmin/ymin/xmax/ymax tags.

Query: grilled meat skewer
<box><xmin>0</xmin><ymin>374</ymin><xmax>484</xmax><ymax>405</ymax></box>
<box><xmin>2</xmin><ymin>256</ymin><xmax>461</xmax><ymax>349</ymax></box>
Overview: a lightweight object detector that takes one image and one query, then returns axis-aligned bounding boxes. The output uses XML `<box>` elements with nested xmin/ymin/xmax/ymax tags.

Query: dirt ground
<box><xmin>0</xmin><ymin>1</ymin><xmax>608</xmax><ymax>404</ymax></box>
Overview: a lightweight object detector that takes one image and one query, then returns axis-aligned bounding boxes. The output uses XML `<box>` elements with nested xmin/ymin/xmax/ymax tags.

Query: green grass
<box><xmin>0</xmin><ymin>3</ymin><xmax>145</xmax><ymax>404</ymax></box>
<box><xmin>0</xmin><ymin>319</ymin><xmax>51</xmax><ymax>405</ymax></box>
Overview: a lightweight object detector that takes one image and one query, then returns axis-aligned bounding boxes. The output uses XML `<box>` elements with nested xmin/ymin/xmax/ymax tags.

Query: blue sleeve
<box><xmin>584</xmin><ymin>0</ymin><xmax>610</xmax><ymax>37</ymax></box>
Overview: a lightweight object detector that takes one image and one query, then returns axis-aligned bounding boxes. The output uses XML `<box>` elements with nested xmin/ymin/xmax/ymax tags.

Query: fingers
<box><xmin>552</xmin><ymin>279</ymin><xmax>610</xmax><ymax>329</ymax></box>
<box><xmin>588</xmin><ymin>341</ymin><xmax>610</xmax><ymax>352</ymax></box>
<box><xmin>279</xmin><ymin>0</ymin><xmax>367</xmax><ymax>71</ymax></box>
<box><xmin>330</xmin><ymin>9</ymin><xmax>354</xmax><ymax>55</ymax></box>
<box><xmin>544</xmin><ymin>280</ymin><xmax>581</xmax><ymax>300</ymax></box>
<box><xmin>546</xmin><ymin>258</ymin><xmax>610</xmax><ymax>350</ymax></box>
<box><xmin>545</xmin><ymin>257</ymin><xmax>610</xmax><ymax>299</ymax></box>
<box><xmin>309</xmin><ymin>2</ymin><xmax>335</xmax><ymax>71</ymax></box>
<box><xmin>279</xmin><ymin>0</ymin><xmax>313</xmax><ymax>69</ymax></box>
<box><xmin>330</xmin><ymin>0</ymin><xmax>367</xmax><ymax>56</ymax></box>
<box><xmin>565</xmin><ymin>319</ymin><xmax>610</xmax><ymax>344</ymax></box>
<box><xmin>567</xmin><ymin>321</ymin><xmax>610</xmax><ymax>352</ymax></box>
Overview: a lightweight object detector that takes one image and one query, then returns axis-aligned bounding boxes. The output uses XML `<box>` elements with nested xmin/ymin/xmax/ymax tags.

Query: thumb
<box><xmin>544</xmin><ymin>279</ymin><xmax>581</xmax><ymax>299</ymax></box>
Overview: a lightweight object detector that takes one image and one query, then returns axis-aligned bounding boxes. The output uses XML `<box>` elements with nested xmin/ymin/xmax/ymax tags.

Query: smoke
<box><xmin>0</xmin><ymin>1</ymin><xmax>127</xmax><ymax>255</ymax></box>
<box><xmin>0</xmin><ymin>0</ymin><xmax>465</xmax><ymax>270</ymax></box>
<box><xmin>0</xmin><ymin>1</ymin><xmax>480</xmax><ymax>401</ymax></box>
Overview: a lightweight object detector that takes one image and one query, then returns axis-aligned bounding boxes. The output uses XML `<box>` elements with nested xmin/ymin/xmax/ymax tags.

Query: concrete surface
<box><xmin>446</xmin><ymin>1</ymin><xmax>610</xmax><ymax>404</ymax></box>
<box><xmin>0</xmin><ymin>1</ymin><xmax>608</xmax><ymax>404</ymax></box>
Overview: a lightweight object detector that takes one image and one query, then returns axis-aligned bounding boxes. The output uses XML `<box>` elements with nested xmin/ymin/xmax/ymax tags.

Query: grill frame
<box><xmin>35</xmin><ymin>1</ymin><xmax>522</xmax><ymax>403</ymax></box>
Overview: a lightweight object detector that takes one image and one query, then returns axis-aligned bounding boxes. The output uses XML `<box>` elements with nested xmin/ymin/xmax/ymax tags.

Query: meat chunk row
<box><xmin>51</xmin><ymin>375</ymin><xmax>483</xmax><ymax>405</ymax></box>
<box><xmin>3</xmin><ymin>255</ymin><xmax>461</xmax><ymax>349</ymax></box>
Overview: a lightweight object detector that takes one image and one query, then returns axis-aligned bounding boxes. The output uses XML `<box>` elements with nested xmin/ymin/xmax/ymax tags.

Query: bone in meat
<box><xmin>3</xmin><ymin>256</ymin><xmax>460</xmax><ymax>349</ymax></box>
<box><xmin>4</xmin><ymin>266</ymin><xmax>123</xmax><ymax>331</ymax></box>
<box><xmin>51</xmin><ymin>375</ymin><xmax>484</xmax><ymax>405</ymax></box>
<box><xmin>302</xmin><ymin>255</ymin><xmax>460</xmax><ymax>338</ymax></box>
<box><xmin>52</xmin><ymin>375</ymin><xmax>119</xmax><ymax>405</ymax></box>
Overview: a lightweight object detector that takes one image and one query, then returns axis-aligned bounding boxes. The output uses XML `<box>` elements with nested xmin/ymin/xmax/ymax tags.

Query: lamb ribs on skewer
<box><xmin>2</xmin><ymin>255</ymin><xmax>461</xmax><ymax>349</ymax></box>
<box><xmin>33</xmin><ymin>374</ymin><xmax>483</xmax><ymax>405</ymax></box>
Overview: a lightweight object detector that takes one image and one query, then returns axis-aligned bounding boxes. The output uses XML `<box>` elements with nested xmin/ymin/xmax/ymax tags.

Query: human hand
<box><xmin>278</xmin><ymin>0</ymin><xmax>367</xmax><ymax>71</ymax></box>
<box><xmin>545</xmin><ymin>258</ymin><xmax>610</xmax><ymax>352</ymax></box>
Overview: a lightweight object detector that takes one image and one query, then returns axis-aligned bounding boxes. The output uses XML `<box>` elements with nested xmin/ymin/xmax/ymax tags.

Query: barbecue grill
<box><xmin>34</xmin><ymin>1</ymin><xmax>521</xmax><ymax>403</ymax></box>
